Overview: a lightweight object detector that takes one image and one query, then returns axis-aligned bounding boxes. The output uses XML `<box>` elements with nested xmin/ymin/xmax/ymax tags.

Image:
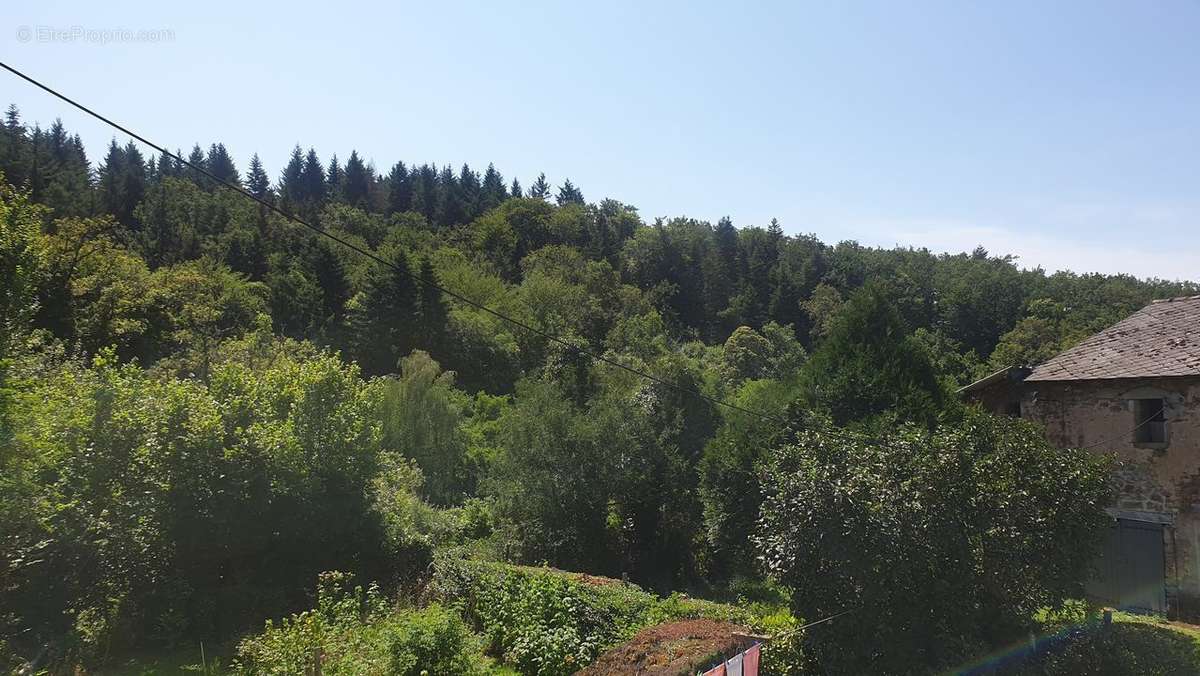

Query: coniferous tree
<box><xmin>326</xmin><ymin>154</ymin><xmax>343</xmax><ymax>201</ymax></box>
<box><xmin>385</xmin><ymin>161</ymin><xmax>411</xmax><ymax>214</ymax></box>
<box><xmin>510</xmin><ymin>177</ymin><xmax>522</xmax><ymax>199</ymax></box>
<box><xmin>300</xmin><ymin>148</ymin><xmax>326</xmax><ymax>211</ymax></box>
<box><xmin>1</xmin><ymin>105</ymin><xmax>28</xmax><ymax>187</ymax></box>
<box><xmin>416</xmin><ymin>255</ymin><xmax>449</xmax><ymax>359</ymax></box>
<box><xmin>458</xmin><ymin>163</ymin><xmax>481</xmax><ymax>220</ymax></box>
<box><xmin>246</xmin><ymin>153</ymin><xmax>272</xmax><ymax>201</ymax></box>
<box><xmin>186</xmin><ymin>143</ymin><xmax>209</xmax><ymax>187</ymax></box>
<box><xmin>556</xmin><ymin>178</ymin><xmax>584</xmax><ymax>206</ymax></box>
<box><xmin>409</xmin><ymin>163</ymin><xmax>438</xmax><ymax>221</ymax></box>
<box><xmin>802</xmin><ymin>282</ymin><xmax>947</xmax><ymax>427</ymax></box>
<box><xmin>206</xmin><ymin>143</ymin><xmax>239</xmax><ymax>185</ymax></box>
<box><xmin>312</xmin><ymin>239</ymin><xmax>351</xmax><ymax>327</ymax></box>
<box><xmin>36</xmin><ymin>119</ymin><xmax>92</xmax><ymax>217</ymax></box>
<box><xmin>348</xmin><ymin>248</ymin><xmax>421</xmax><ymax>375</ymax></box>
<box><xmin>434</xmin><ymin>164</ymin><xmax>461</xmax><ymax>227</ymax></box>
<box><xmin>279</xmin><ymin>145</ymin><xmax>304</xmax><ymax>209</ymax></box>
<box><xmin>529</xmin><ymin>172</ymin><xmax>550</xmax><ymax>201</ymax></box>
<box><xmin>96</xmin><ymin>140</ymin><xmax>125</xmax><ymax>223</ymax></box>
<box><xmin>342</xmin><ymin>151</ymin><xmax>370</xmax><ymax>209</ymax></box>
<box><xmin>480</xmin><ymin>163</ymin><xmax>506</xmax><ymax>213</ymax></box>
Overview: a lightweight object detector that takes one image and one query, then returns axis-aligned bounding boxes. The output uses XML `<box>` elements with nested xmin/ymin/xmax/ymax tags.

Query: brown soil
<box><xmin>578</xmin><ymin>618</ymin><xmax>748</xmax><ymax>676</ymax></box>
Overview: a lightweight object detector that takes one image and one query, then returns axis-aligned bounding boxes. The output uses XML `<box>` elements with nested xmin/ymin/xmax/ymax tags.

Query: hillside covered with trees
<box><xmin>2</xmin><ymin>106</ymin><xmax>1197</xmax><ymax>674</ymax></box>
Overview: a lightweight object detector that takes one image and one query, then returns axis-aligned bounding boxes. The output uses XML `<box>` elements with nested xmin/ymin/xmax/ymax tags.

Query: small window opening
<box><xmin>1133</xmin><ymin>398</ymin><xmax>1167</xmax><ymax>444</ymax></box>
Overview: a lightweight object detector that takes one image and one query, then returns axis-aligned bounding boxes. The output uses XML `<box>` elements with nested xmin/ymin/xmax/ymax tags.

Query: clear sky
<box><xmin>3</xmin><ymin>1</ymin><xmax>1199</xmax><ymax>280</ymax></box>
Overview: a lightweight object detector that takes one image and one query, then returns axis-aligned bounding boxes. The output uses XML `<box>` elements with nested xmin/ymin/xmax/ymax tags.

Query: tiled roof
<box><xmin>1026</xmin><ymin>295</ymin><xmax>1200</xmax><ymax>382</ymax></box>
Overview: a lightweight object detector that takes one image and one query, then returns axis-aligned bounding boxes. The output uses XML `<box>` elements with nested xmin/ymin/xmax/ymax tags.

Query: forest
<box><xmin>2</xmin><ymin>104</ymin><xmax>1198</xmax><ymax>674</ymax></box>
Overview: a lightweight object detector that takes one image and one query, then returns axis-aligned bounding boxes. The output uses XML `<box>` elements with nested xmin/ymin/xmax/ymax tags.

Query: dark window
<box><xmin>1133</xmin><ymin>398</ymin><xmax>1167</xmax><ymax>444</ymax></box>
<box><xmin>1006</xmin><ymin>400</ymin><xmax>1022</xmax><ymax>418</ymax></box>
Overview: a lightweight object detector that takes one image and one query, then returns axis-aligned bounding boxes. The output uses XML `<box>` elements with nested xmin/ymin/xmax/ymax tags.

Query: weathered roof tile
<box><xmin>1026</xmin><ymin>295</ymin><xmax>1200</xmax><ymax>381</ymax></box>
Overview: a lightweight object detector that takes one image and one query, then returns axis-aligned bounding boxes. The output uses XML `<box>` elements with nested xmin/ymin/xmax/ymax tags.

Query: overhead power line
<box><xmin>0</xmin><ymin>61</ymin><xmax>785</xmax><ymax>424</ymax></box>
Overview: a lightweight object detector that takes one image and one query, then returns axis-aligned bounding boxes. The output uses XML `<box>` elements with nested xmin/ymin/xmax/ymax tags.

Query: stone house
<box><xmin>961</xmin><ymin>295</ymin><xmax>1200</xmax><ymax>618</ymax></box>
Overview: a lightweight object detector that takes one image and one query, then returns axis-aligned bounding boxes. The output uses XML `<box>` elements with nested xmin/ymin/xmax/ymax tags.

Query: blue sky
<box><xmin>3</xmin><ymin>1</ymin><xmax>1199</xmax><ymax>280</ymax></box>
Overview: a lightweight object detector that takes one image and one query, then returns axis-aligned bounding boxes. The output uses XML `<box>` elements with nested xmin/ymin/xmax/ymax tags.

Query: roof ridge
<box><xmin>1025</xmin><ymin>293</ymin><xmax>1200</xmax><ymax>381</ymax></box>
<box><xmin>1151</xmin><ymin>294</ymin><xmax>1200</xmax><ymax>304</ymax></box>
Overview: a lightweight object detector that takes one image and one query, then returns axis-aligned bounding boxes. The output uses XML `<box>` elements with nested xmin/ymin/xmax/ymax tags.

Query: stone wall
<box><xmin>1019</xmin><ymin>376</ymin><xmax>1200</xmax><ymax>616</ymax></box>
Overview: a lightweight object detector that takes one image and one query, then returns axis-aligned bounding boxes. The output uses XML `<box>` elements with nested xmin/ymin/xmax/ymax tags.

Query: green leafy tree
<box><xmin>802</xmin><ymin>282</ymin><xmax>947</xmax><ymax>427</ymax></box>
<box><xmin>376</xmin><ymin>351</ymin><xmax>470</xmax><ymax>505</ymax></box>
<box><xmin>756</xmin><ymin>411</ymin><xmax>1113</xmax><ymax>674</ymax></box>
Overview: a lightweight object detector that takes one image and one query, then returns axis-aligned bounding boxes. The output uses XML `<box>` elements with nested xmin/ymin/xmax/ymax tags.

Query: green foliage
<box><xmin>2</xmin><ymin>341</ymin><xmax>417</xmax><ymax>663</ymax></box>
<box><xmin>431</xmin><ymin>558</ymin><xmax>749</xmax><ymax>676</ymax></box>
<box><xmin>699</xmin><ymin>377</ymin><xmax>800</xmax><ymax>577</ymax></box>
<box><xmin>4</xmin><ymin>108</ymin><xmax>1192</xmax><ymax>672</ymax></box>
<box><xmin>373</xmin><ymin>350</ymin><xmax>473</xmax><ymax>506</ymax></box>
<box><xmin>234</xmin><ymin>571</ymin><xmax>482</xmax><ymax>675</ymax></box>
<box><xmin>756</xmin><ymin>410</ymin><xmax>1113</xmax><ymax>674</ymax></box>
<box><xmin>1029</xmin><ymin>623</ymin><xmax>1200</xmax><ymax>676</ymax></box>
<box><xmin>0</xmin><ymin>180</ymin><xmax>45</xmax><ymax>358</ymax></box>
<box><xmin>720</xmin><ymin>322</ymin><xmax>806</xmax><ymax>384</ymax></box>
<box><xmin>802</xmin><ymin>282</ymin><xmax>948</xmax><ymax>427</ymax></box>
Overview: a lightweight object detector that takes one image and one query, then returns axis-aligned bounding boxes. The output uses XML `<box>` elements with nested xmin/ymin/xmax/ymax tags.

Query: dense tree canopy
<box><xmin>0</xmin><ymin>105</ymin><xmax>1192</xmax><ymax>673</ymax></box>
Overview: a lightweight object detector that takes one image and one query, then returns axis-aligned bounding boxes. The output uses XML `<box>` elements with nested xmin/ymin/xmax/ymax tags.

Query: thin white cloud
<box><xmin>852</xmin><ymin>218</ymin><xmax>1199</xmax><ymax>282</ymax></box>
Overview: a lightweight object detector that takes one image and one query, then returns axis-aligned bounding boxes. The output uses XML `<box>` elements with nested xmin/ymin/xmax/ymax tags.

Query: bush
<box><xmin>756</xmin><ymin>410</ymin><xmax>1113</xmax><ymax>674</ymax></box>
<box><xmin>1017</xmin><ymin>620</ymin><xmax>1200</xmax><ymax>675</ymax></box>
<box><xmin>431</xmin><ymin>557</ymin><xmax>748</xmax><ymax>675</ymax></box>
<box><xmin>3</xmin><ymin>339</ymin><xmax>412</xmax><ymax>659</ymax></box>
<box><xmin>234</xmin><ymin>571</ymin><xmax>481</xmax><ymax>675</ymax></box>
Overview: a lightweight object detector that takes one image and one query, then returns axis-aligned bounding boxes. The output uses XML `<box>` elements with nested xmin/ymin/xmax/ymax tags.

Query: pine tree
<box><xmin>300</xmin><ymin>148</ymin><xmax>326</xmax><ymax>209</ymax></box>
<box><xmin>326</xmin><ymin>154</ymin><xmax>343</xmax><ymax>201</ymax></box>
<box><xmin>435</xmin><ymin>164</ymin><xmax>462</xmax><ymax>227</ymax></box>
<box><xmin>529</xmin><ymin>172</ymin><xmax>550</xmax><ymax>201</ymax></box>
<box><xmin>385</xmin><ymin>161</ymin><xmax>411</xmax><ymax>214</ymax></box>
<box><xmin>480</xmin><ymin>163</ymin><xmax>506</xmax><ymax>213</ymax></box>
<box><xmin>38</xmin><ymin>119</ymin><xmax>92</xmax><ymax>217</ymax></box>
<box><xmin>206</xmin><ymin>143</ymin><xmax>239</xmax><ymax>185</ymax></box>
<box><xmin>186</xmin><ymin>143</ymin><xmax>208</xmax><ymax>187</ymax></box>
<box><xmin>121</xmin><ymin>141</ymin><xmax>146</xmax><ymax>225</ymax></box>
<box><xmin>312</xmin><ymin>239</ymin><xmax>351</xmax><ymax>325</ymax></box>
<box><xmin>343</xmin><ymin>150</ymin><xmax>370</xmax><ymax>209</ymax></box>
<box><xmin>458</xmin><ymin>163</ymin><xmax>480</xmax><ymax>220</ymax></box>
<box><xmin>97</xmin><ymin>140</ymin><xmax>124</xmax><ymax>221</ymax></box>
<box><xmin>0</xmin><ymin>104</ymin><xmax>28</xmax><ymax>187</ymax></box>
<box><xmin>246</xmin><ymin>153</ymin><xmax>272</xmax><ymax>201</ymax></box>
<box><xmin>280</xmin><ymin>145</ymin><xmax>304</xmax><ymax>209</ymax></box>
<box><xmin>556</xmin><ymin>178</ymin><xmax>584</xmax><ymax>206</ymax></box>
<box><xmin>410</xmin><ymin>164</ymin><xmax>438</xmax><ymax>221</ymax></box>
<box><xmin>416</xmin><ymin>255</ymin><xmax>449</xmax><ymax>357</ymax></box>
<box><xmin>510</xmin><ymin>177</ymin><xmax>522</xmax><ymax>199</ymax></box>
<box><xmin>28</xmin><ymin>126</ymin><xmax>44</xmax><ymax>204</ymax></box>
<box><xmin>348</xmin><ymin>248</ymin><xmax>421</xmax><ymax>375</ymax></box>
<box><xmin>767</xmin><ymin>217</ymin><xmax>784</xmax><ymax>244</ymax></box>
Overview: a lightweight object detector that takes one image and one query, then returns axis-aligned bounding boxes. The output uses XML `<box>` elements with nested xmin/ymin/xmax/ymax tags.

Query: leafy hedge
<box><xmin>430</xmin><ymin>555</ymin><xmax>749</xmax><ymax>676</ymax></box>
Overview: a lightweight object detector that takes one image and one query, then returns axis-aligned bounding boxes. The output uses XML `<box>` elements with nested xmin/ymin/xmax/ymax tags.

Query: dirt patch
<box><xmin>578</xmin><ymin>619</ymin><xmax>748</xmax><ymax>675</ymax></box>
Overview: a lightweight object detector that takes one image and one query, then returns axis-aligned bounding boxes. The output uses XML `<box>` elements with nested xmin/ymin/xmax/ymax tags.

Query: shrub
<box><xmin>234</xmin><ymin>571</ymin><xmax>481</xmax><ymax>675</ymax></box>
<box><xmin>1016</xmin><ymin>620</ymin><xmax>1200</xmax><ymax>675</ymax></box>
<box><xmin>431</xmin><ymin>557</ymin><xmax>749</xmax><ymax>675</ymax></box>
<box><xmin>756</xmin><ymin>410</ymin><xmax>1113</xmax><ymax>674</ymax></box>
